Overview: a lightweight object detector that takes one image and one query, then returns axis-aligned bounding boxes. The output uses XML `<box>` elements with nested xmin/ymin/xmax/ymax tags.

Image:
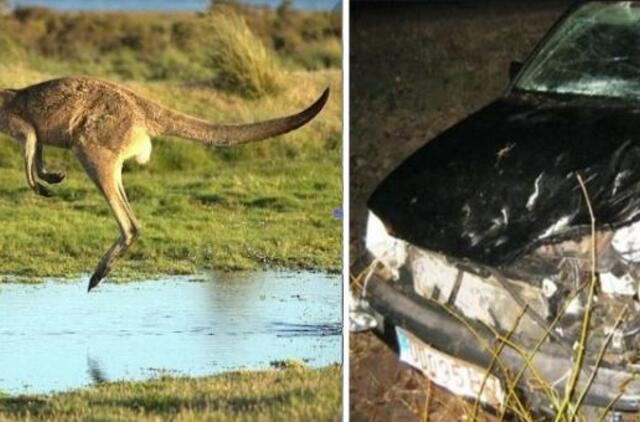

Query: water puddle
<box><xmin>0</xmin><ymin>271</ymin><xmax>341</xmax><ymax>395</ymax></box>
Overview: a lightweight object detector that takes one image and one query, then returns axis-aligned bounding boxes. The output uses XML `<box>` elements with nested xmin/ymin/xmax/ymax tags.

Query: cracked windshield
<box><xmin>517</xmin><ymin>1</ymin><xmax>640</xmax><ymax>99</ymax></box>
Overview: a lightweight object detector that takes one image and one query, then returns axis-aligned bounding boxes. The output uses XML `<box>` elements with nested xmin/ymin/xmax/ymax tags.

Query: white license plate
<box><xmin>396</xmin><ymin>327</ymin><xmax>505</xmax><ymax>409</ymax></box>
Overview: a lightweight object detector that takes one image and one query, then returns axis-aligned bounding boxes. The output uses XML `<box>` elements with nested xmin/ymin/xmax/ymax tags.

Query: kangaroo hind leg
<box><xmin>74</xmin><ymin>146</ymin><xmax>140</xmax><ymax>291</ymax></box>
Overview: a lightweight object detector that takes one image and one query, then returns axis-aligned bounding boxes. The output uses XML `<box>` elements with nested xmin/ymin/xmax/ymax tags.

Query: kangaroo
<box><xmin>0</xmin><ymin>76</ymin><xmax>329</xmax><ymax>291</ymax></box>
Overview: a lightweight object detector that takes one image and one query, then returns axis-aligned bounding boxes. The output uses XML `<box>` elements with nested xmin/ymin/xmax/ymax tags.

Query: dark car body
<box><xmin>369</xmin><ymin>94</ymin><xmax>640</xmax><ymax>267</ymax></box>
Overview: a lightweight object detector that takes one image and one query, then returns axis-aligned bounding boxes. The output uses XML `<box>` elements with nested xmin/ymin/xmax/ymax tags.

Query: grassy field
<box><xmin>0</xmin><ymin>5</ymin><xmax>341</xmax><ymax>419</ymax></box>
<box><xmin>0</xmin><ymin>364</ymin><xmax>341</xmax><ymax>421</ymax></box>
<box><xmin>0</xmin><ymin>5</ymin><xmax>342</xmax><ymax>279</ymax></box>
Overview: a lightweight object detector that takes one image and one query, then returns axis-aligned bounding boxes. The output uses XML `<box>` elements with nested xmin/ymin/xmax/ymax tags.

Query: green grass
<box><xmin>0</xmin><ymin>153</ymin><xmax>340</xmax><ymax>279</ymax></box>
<box><xmin>0</xmin><ymin>365</ymin><xmax>341</xmax><ymax>421</ymax></box>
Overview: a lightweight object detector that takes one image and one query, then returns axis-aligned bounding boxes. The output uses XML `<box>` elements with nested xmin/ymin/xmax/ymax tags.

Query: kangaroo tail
<box><xmin>152</xmin><ymin>88</ymin><xmax>330</xmax><ymax>146</ymax></box>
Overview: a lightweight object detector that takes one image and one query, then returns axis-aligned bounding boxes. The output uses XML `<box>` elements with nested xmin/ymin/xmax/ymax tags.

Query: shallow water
<box><xmin>0</xmin><ymin>271</ymin><xmax>341</xmax><ymax>395</ymax></box>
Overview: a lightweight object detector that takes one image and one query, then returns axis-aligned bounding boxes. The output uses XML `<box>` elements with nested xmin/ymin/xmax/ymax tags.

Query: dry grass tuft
<box><xmin>207</xmin><ymin>8</ymin><xmax>282</xmax><ymax>98</ymax></box>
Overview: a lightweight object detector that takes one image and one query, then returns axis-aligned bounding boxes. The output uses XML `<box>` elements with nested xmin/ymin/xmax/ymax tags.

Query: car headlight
<box><xmin>365</xmin><ymin>211</ymin><xmax>407</xmax><ymax>275</ymax></box>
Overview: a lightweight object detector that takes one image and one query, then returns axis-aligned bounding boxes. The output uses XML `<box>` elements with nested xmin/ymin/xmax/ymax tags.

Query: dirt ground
<box><xmin>350</xmin><ymin>329</ymin><xmax>501</xmax><ymax>421</ymax></box>
<box><xmin>349</xmin><ymin>1</ymin><xmax>574</xmax><ymax>420</ymax></box>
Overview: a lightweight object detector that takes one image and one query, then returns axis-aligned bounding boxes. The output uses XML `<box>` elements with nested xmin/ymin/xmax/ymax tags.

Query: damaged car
<box><xmin>354</xmin><ymin>0</ymin><xmax>640</xmax><ymax>417</ymax></box>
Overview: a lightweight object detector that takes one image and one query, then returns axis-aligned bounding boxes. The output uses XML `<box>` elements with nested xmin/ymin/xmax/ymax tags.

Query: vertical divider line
<box><xmin>342</xmin><ymin>0</ymin><xmax>351</xmax><ymax>420</ymax></box>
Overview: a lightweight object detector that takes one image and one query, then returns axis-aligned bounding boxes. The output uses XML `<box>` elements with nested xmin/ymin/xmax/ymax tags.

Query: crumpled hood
<box><xmin>368</xmin><ymin>95</ymin><xmax>640</xmax><ymax>267</ymax></box>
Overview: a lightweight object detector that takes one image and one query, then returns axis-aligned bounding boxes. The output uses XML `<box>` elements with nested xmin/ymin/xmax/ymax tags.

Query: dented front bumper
<box><xmin>354</xmin><ymin>211</ymin><xmax>640</xmax><ymax>413</ymax></box>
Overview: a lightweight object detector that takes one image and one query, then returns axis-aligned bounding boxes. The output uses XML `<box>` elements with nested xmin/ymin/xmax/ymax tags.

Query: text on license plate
<box><xmin>396</xmin><ymin>327</ymin><xmax>505</xmax><ymax>409</ymax></box>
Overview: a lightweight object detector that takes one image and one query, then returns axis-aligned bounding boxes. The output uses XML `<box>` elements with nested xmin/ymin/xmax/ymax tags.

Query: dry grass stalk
<box><xmin>555</xmin><ymin>173</ymin><xmax>598</xmax><ymax>421</ymax></box>
<box><xmin>423</xmin><ymin>378</ymin><xmax>431</xmax><ymax>422</ymax></box>
<box><xmin>498</xmin><ymin>287</ymin><xmax>584</xmax><ymax>421</ymax></box>
<box><xmin>435</xmin><ymin>302</ymin><xmax>531</xmax><ymax>419</ymax></box>
<box><xmin>571</xmin><ymin>305</ymin><xmax>627</xmax><ymax>419</ymax></box>
<box><xmin>596</xmin><ymin>376</ymin><xmax>634</xmax><ymax>421</ymax></box>
<box><xmin>478</xmin><ymin>320</ymin><xmax>561</xmax><ymax>412</ymax></box>
<box><xmin>472</xmin><ymin>304</ymin><xmax>530</xmax><ymax>421</ymax></box>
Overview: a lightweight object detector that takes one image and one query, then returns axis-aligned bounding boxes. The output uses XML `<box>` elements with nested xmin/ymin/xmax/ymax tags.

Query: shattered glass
<box><xmin>517</xmin><ymin>2</ymin><xmax>640</xmax><ymax>99</ymax></box>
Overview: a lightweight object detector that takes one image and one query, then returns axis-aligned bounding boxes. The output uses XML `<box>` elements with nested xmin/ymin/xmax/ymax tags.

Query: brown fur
<box><xmin>0</xmin><ymin>76</ymin><xmax>329</xmax><ymax>290</ymax></box>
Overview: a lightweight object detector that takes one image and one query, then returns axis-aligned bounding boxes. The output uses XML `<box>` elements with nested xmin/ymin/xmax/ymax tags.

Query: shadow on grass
<box><xmin>0</xmin><ymin>383</ymin><xmax>318</xmax><ymax>418</ymax></box>
<box><xmin>100</xmin><ymin>389</ymin><xmax>315</xmax><ymax>414</ymax></box>
<box><xmin>242</xmin><ymin>196</ymin><xmax>297</xmax><ymax>211</ymax></box>
<box><xmin>0</xmin><ymin>397</ymin><xmax>49</xmax><ymax>417</ymax></box>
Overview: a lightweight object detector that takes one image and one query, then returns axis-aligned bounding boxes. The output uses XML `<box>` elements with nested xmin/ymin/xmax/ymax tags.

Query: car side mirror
<box><xmin>509</xmin><ymin>61</ymin><xmax>523</xmax><ymax>82</ymax></box>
